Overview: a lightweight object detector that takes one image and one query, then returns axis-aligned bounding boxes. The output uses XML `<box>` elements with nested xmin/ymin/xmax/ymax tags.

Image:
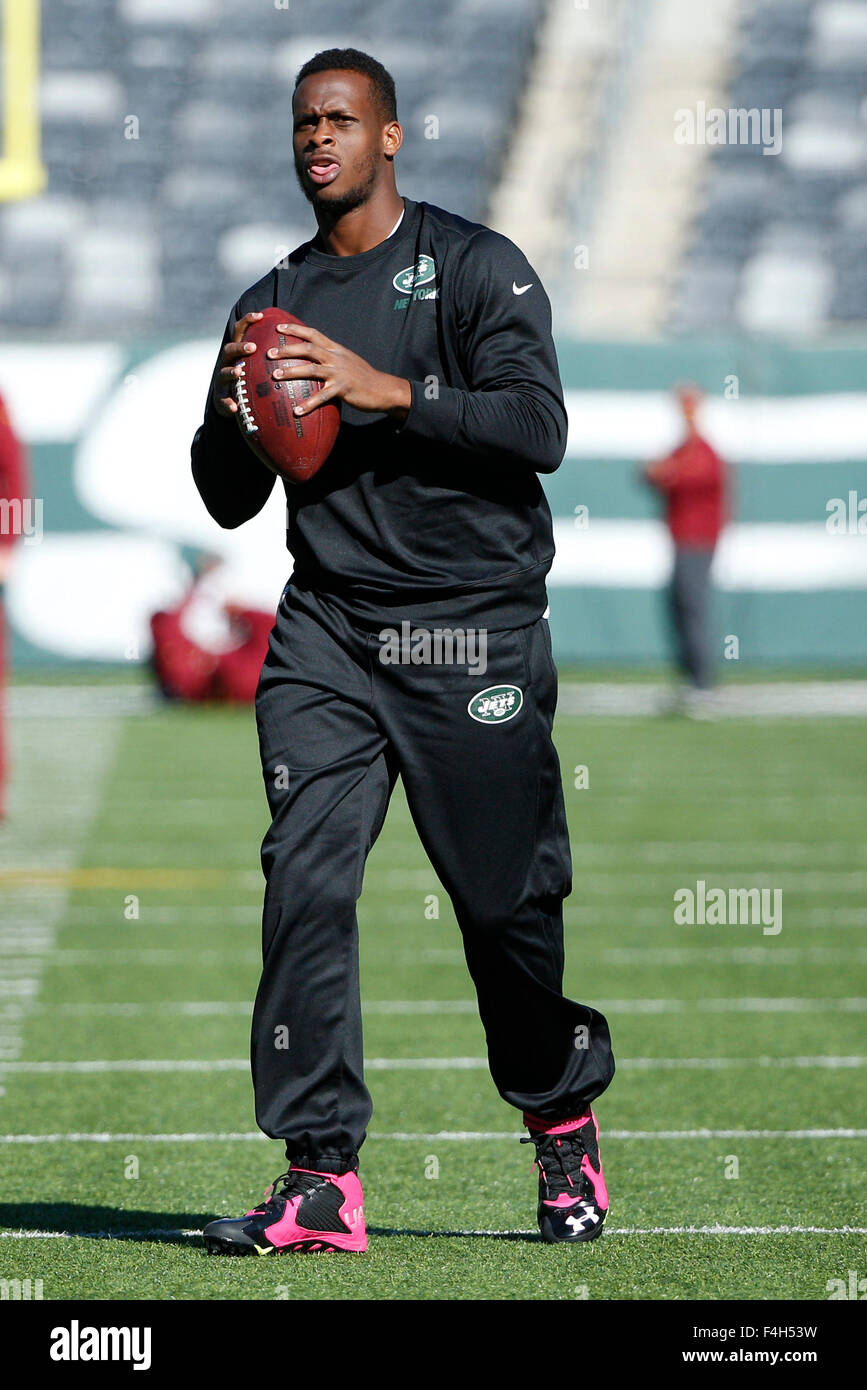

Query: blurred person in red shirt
<box><xmin>149</xmin><ymin>554</ymin><xmax>274</xmax><ymax>704</ymax></box>
<box><xmin>0</xmin><ymin>390</ymin><xmax>30</xmax><ymax>819</ymax></box>
<box><xmin>642</xmin><ymin>385</ymin><xmax>729</xmax><ymax>701</ymax></box>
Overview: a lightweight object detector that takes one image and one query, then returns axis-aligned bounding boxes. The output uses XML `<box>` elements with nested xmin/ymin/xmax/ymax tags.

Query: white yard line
<box><xmin>367</xmin><ymin>1129</ymin><xmax>867</xmax><ymax>1142</ymax></box>
<box><xmin>58</xmin><ymin>906</ymin><xmax>260</xmax><ymax>927</ymax></box>
<box><xmin>0</xmin><ymin>1055</ymin><xmax>863</xmax><ymax>1074</ymax></box>
<box><xmin>696</xmin><ymin>997</ymin><xmax>867</xmax><ymax>1012</ymax></box>
<box><xmin>0</xmin><ymin>1224</ymin><xmax>864</xmax><ymax>1240</ymax></box>
<box><xmin>557</xmin><ymin>681</ymin><xmax>867</xmax><ymax>718</ymax></box>
<box><xmin>8</xmin><ymin>686</ymin><xmax>156</xmax><ymax>719</ymax></box>
<box><xmin>567</xmin><ymin>909</ymin><xmax>867</xmax><ymax>927</ymax></box>
<box><xmin>12</xmin><ymin>681</ymin><xmax>867</xmax><ymax>720</ymax></box>
<box><xmin>1</xmin><ymin>1128</ymin><xmax>864</xmax><ymax>1144</ymax></box>
<box><xmin>402</xmin><ymin>946</ymin><xmax>867</xmax><ymax>967</ymax></box>
<box><xmin>614</xmin><ymin>1056</ymin><xmax>867</xmax><ymax>1070</ymax></box>
<box><xmin>5</xmin><ymin>944</ymin><xmax>862</xmax><ymax>968</ymax></box>
<box><xmin>570</xmin><ymin>842</ymin><xmax>867</xmax><ymax>864</ymax></box>
<box><xmin>377</xmin><ymin>869</ymin><xmax>867</xmax><ymax>892</ymax></box>
<box><xmin>565</xmin><ymin>871</ymin><xmax>867</xmax><ymax>891</ymax></box>
<box><xmin>0</xmin><ymin>719</ymin><xmax>122</xmax><ymax>1088</ymax></box>
<box><xmin>598</xmin><ymin>947</ymin><xmax>867</xmax><ymax>964</ymax></box>
<box><xmin>2</xmin><ymin>996</ymin><xmax>864</xmax><ymax>1019</ymax></box>
<box><xmin>0</xmin><ymin>949</ymin><xmax>263</xmax><ymax>967</ymax></box>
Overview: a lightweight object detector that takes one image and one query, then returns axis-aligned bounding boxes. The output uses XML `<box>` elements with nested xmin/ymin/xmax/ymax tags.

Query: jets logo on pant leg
<box><xmin>467</xmin><ymin>685</ymin><xmax>523</xmax><ymax>723</ymax></box>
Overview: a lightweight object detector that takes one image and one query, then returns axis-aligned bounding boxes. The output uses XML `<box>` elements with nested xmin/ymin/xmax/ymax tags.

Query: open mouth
<box><xmin>307</xmin><ymin>160</ymin><xmax>341</xmax><ymax>186</ymax></box>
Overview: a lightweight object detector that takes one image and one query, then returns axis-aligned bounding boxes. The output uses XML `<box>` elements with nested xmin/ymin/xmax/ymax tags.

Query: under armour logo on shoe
<box><xmin>566</xmin><ymin>1207</ymin><xmax>600</xmax><ymax>1234</ymax></box>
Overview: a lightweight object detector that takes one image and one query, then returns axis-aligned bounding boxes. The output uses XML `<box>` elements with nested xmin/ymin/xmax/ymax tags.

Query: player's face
<box><xmin>292</xmin><ymin>71</ymin><xmax>399</xmax><ymax>215</ymax></box>
<box><xmin>679</xmin><ymin>389</ymin><xmax>700</xmax><ymax>426</ymax></box>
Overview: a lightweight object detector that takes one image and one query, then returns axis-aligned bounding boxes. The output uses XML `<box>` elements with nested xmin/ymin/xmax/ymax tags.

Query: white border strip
<box><xmin>551</xmin><ymin>521</ymin><xmax>867</xmax><ymax>593</ymax></box>
<box><xmin>562</xmin><ymin>389</ymin><xmax>867</xmax><ymax>463</ymax></box>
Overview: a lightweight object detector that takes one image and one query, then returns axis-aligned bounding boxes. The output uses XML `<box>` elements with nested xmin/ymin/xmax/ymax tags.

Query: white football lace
<box><xmin>235</xmin><ymin>362</ymin><xmax>258</xmax><ymax>434</ymax></box>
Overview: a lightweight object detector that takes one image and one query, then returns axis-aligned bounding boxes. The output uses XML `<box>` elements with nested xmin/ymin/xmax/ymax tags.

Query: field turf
<box><xmin>0</xmin><ymin>686</ymin><xmax>865</xmax><ymax>1300</ymax></box>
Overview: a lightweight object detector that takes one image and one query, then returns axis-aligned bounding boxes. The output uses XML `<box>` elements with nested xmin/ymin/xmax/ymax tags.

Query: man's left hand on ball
<box><xmin>270</xmin><ymin>322</ymin><xmax>410</xmax><ymax>422</ymax></box>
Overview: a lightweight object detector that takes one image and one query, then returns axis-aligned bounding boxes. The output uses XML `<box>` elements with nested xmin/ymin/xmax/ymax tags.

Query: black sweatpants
<box><xmin>251</xmin><ymin>579</ymin><xmax>615</xmax><ymax>1174</ymax></box>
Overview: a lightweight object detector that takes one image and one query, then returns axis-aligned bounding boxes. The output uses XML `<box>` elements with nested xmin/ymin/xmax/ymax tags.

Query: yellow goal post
<box><xmin>0</xmin><ymin>0</ymin><xmax>46</xmax><ymax>201</ymax></box>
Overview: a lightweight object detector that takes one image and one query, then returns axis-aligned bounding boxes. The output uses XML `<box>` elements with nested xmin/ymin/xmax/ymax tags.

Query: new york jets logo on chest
<box><xmin>393</xmin><ymin>254</ymin><xmax>439</xmax><ymax>309</ymax></box>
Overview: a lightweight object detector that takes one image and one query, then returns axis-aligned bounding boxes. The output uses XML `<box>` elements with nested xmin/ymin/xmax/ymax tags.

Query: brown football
<box><xmin>234</xmin><ymin>308</ymin><xmax>340</xmax><ymax>484</ymax></box>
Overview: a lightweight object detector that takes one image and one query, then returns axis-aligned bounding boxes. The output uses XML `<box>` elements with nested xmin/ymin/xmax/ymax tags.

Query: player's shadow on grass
<box><xmin>0</xmin><ymin>1203</ymin><xmax>209</xmax><ymax>1248</ymax></box>
<box><xmin>2</xmin><ymin>1206</ymin><xmax>544</xmax><ymax>1246</ymax></box>
<box><xmin>369</xmin><ymin>1226</ymin><xmax>542</xmax><ymax>1242</ymax></box>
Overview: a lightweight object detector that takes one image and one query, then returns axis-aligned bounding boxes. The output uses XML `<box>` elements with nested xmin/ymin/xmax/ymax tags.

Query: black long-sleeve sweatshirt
<box><xmin>190</xmin><ymin>195</ymin><xmax>568</xmax><ymax>631</ymax></box>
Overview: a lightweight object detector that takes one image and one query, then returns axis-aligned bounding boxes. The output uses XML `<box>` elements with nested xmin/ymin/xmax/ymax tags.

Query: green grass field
<box><xmin>1</xmin><ymin>688</ymin><xmax>865</xmax><ymax>1300</ymax></box>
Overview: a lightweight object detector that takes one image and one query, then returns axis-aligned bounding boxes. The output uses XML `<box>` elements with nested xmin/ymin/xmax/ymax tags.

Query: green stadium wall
<box><xmin>3</xmin><ymin>334</ymin><xmax>866</xmax><ymax>670</ymax></box>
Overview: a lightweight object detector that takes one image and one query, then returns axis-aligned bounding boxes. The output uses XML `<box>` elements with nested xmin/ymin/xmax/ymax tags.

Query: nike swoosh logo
<box><xmin>512</xmin><ymin>282</ymin><xmax>533</xmax><ymax>295</ymax></box>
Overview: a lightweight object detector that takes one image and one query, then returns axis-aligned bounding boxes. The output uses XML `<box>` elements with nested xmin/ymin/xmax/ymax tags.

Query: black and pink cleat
<box><xmin>203</xmin><ymin>1167</ymin><xmax>367</xmax><ymax>1255</ymax></box>
<box><xmin>521</xmin><ymin>1109</ymin><xmax>609</xmax><ymax>1243</ymax></box>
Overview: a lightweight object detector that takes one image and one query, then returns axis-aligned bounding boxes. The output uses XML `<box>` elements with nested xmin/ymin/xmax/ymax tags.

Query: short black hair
<box><xmin>294</xmin><ymin>48</ymin><xmax>397</xmax><ymax>126</ymax></box>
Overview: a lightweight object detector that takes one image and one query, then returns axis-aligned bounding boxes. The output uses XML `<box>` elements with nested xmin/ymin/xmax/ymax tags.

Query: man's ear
<box><xmin>384</xmin><ymin>121</ymin><xmax>402</xmax><ymax>158</ymax></box>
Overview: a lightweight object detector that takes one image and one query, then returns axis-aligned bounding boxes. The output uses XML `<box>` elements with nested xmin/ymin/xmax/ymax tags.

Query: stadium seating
<box><xmin>6</xmin><ymin>0</ymin><xmax>866</xmax><ymax>337</ymax></box>
<box><xmin>671</xmin><ymin>0</ymin><xmax>867</xmax><ymax>332</ymax></box>
<box><xmin>0</xmin><ymin>0</ymin><xmax>545</xmax><ymax>334</ymax></box>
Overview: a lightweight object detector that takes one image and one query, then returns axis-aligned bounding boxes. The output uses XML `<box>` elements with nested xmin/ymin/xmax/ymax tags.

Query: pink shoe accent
<box><xmin>528</xmin><ymin>1109</ymin><xmax>610</xmax><ymax>1213</ymax></box>
<box><xmin>263</xmin><ymin>1169</ymin><xmax>367</xmax><ymax>1252</ymax></box>
<box><xmin>579</xmin><ymin>1112</ymin><xmax>609</xmax><ymax>1210</ymax></box>
<box><xmin>581</xmin><ymin>1155</ymin><xmax>609</xmax><ymax>1210</ymax></box>
<box><xmin>523</xmin><ymin>1110</ymin><xmax>591</xmax><ymax>1136</ymax></box>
